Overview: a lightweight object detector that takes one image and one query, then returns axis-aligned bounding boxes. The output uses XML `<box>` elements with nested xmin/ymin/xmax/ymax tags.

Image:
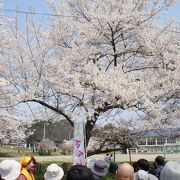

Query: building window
<box><xmin>157</xmin><ymin>138</ymin><xmax>166</xmax><ymax>145</ymax></box>
<box><xmin>138</xmin><ymin>139</ymin><xmax>146</xmax><ymax>145</ymax></box>
<box><xmin>147</xmin><ymin>138</ymin><xmax>156</xmax><ymax>145</ymax></box>
<box><xmin>167</xmin><ymin>138</ymin><xmax>176</xmax><ymax>144</ymax></box>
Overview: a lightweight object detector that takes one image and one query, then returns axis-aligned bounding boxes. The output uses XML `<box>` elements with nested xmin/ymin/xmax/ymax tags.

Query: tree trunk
<box><xmin>113</xmin><ymin>144</ymin><xmax>116</xmax><ymax>162</ymax></box>
<box><xmin>85</xmin><ymin>121</ymin><xmax>94</xmax><ymax>147</ymax></box>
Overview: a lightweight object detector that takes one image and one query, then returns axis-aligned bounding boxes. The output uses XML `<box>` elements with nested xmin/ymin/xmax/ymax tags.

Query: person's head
<box><xmin>108</xmin><ymin>162</ymin><xmax>118</xmax><ymax>174</ymax></box>
<box><xmin>44</xmin><ymin>164</ymin><xmax>64</xmax><ymax>180</ymax></box>
<box><xmin>160</xmin><ymin>161</ymin><xmax>180</xmax><ymax>180</ymax></box>
<box><xmin>20</xmin><ymin>156</ymin><xmax>36</xmax><ymax>171</ymax></box>
<box><xmin>67</xmin><ymin>165</ymin><xmax>93</xmax><ymax>180</ymax></box>
<box><xmin>137</xmin><ymin>159</ymin><xmax>150</xmax><ymax>171</ymax></box>
<box><xmin>0</xmin><ymin>160</ymin><xmax>21</xmax><ymax>180</ymax></box>
<box><xmin>132</xmin><ymin>162</ymin><xmax>138</xmax><ymax>173</ymax></box>
<box><xmin>116</xmin><ymin>163</ymin><xmax>134</xmax><ymax>180</ymax></box>
<box><xmin>91</xmin><ymin>160</ymin><xmax>108</xmax><ymax>177</ymax></box>
<box><xmin>154</xmin><ymin>156</ymin><xmax>164</xmax><ymax>168</ymax></box>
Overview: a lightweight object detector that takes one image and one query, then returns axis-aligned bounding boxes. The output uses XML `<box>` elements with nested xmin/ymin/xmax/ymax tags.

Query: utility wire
<box><xmin>0</xmin><ymin>8</ymin><xmax>81</xmax><ymax>18</ymax></box>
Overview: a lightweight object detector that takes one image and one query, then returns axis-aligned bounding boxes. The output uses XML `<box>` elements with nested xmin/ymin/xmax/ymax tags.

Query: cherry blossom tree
<box><xmin>88</xmin><ymin>124</ymin><xmax>136</xmax><ymax>155</ymax></box>
<box><xmin>0</xmin><ymin>1</ymin><xmax>28</xmax><ymax>143</ymax></box>
<box><xmin>0</xmin><ymin>115</ymin><xmax>27</xmax><ymax>144</ymax></box>
<box><xmin>61</xmin><ymin>140</ymin><xmax>73</xmax><ymax>155</ymax></box>
<box><xmin>1</xmin><ymin>0</ymin><xmax>179</xmax><ymax>149</ymax></box>
<box><xmin>37</xmin><ymin>138</ymin><xmax>56</xmax><ymax>155</ymax></box>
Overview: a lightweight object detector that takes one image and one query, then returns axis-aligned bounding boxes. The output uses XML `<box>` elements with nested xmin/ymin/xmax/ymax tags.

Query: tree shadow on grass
<box><xmin>0</xmin><ymin>152</ymin><xmax>18</xmax><ymax>157</ymax></box>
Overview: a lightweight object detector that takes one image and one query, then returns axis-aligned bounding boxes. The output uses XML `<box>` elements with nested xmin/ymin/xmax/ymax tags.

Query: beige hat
<box><xmin>44</xmin><ymin>164</ymin><xmax>64</xmax><ymax>180</ymax></box>
<box><xmin>0</xmin><ymin>160</ymin><xmax>21</xmax><ymax>180</ymax></box>
<box><xmin>160</xmin><ymin>161</ymin><xmax>180</xmax><ymax>180</ymax></box>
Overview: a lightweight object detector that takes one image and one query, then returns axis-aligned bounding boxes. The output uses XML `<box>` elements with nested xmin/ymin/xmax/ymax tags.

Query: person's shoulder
<box><xmin>148</xmin><ymin>173</ymin><xmax>158</xmax><ymax>180</ymax></box>
<box><xmin>133</xmin><ymin>172</ymin><xmax>138</xmax><ymax>180</ymax></box>
<box><xmin>17</xmin><ymin>174</ymin><xmax>27</xmax><ymax>180</ymax></box>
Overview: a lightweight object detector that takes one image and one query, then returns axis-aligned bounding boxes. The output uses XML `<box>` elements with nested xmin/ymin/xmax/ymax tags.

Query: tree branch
<box><xmin>23</xmin><ymin>99</ymin><xmax>74</xmax><ymax>127</ymax></box>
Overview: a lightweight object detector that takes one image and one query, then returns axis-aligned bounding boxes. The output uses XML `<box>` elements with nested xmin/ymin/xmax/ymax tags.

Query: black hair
<box><xmin>137</xmin><ymin>159</ymin><xmax>150</xmax><ymax>171</ymax></box>
<box><xmin>155</xmin><ymin>156</ymin><xmax>164</xmax><ymax>166</ymax></box>
<box><xmin>132</xmin><ymin>162</ymin><xmax>139</xmax><ymax>172</ymax></box>
<box><xmin>108</xmin><ymin>162</ymin><xmax>118</xmax><ymax>174</ymax></box>
<box><xmin>67</xmin><ymin>165</ymin><xmax>94</xmax><ymax>180</ymax></box>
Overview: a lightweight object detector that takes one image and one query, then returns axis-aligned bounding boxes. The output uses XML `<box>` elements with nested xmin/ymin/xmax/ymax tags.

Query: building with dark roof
<box><xmin>136</xmin><ymin>128</ymin><xmax>180</xmax><ymax>154</ymax></box>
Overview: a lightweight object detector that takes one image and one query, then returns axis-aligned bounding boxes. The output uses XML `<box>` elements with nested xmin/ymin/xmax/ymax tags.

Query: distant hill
<box><xmin>27</xmin><ymin>120</ymin><xmax>74</xmax><ymax>144</ymax></box>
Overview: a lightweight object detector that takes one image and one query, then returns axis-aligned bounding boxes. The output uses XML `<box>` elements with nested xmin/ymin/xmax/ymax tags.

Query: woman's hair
<box><xmin>155</xmin><ymin>156</ymin><xmax>164</xmax><ymax>166</ymax></box>
<box><xmin>67</xmin><ymin>165</ymin><xmax>94</xmax><ymax>180</ymax></box>
<box><xmin>137</xmin><ymin>159</ymin><xmax>150</xmax><ymax>171</ymax></box>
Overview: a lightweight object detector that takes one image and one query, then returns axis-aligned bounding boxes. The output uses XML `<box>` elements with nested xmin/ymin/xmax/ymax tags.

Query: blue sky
<box><xmin>3</xmin><ymin>0</ymin><xmax>51</xmax><ymax>29</ymax></box>
<box><xmin>4</xmin><ymin>0</ymin><xmax>50</xmax><ymax>14</ymax></box>
<box><xmin>3</xmin><ymin>0</ymin><xmax>180</xmax><ymax>20</ymax></box>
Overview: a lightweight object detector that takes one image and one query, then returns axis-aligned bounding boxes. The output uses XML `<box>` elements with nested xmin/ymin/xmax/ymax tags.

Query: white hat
<box><xmin>0</xmin><ymin>160</ymin><xmax>21</xmax><ymax>180</ymax></box>
<box><xmin>44</xmin><ymin>164</ymin><xmax>64</xmax><ymax>180</ymax></box>
<box><xmin>160</xmin><ymin>161</ymin><xmax>180</xmax><ymax>180</ymax></box>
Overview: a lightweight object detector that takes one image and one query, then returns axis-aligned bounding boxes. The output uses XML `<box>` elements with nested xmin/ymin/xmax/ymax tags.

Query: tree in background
<box><xmin>37</xmin><ymin>138</ymin><xmax>56</xmax><ymax>155</ymax></box>
<box><xmin>0</xmin><ymin>115</ymin><xmax>27</xmax><ymax>144</ymax></box>
<box><xmin>88</xmin><ymin>124</ymin><xmax>136</xmax><ymax>158</ymax></box>
<box><xmin>0</xmin><ymin>0</ymin><xmax>179</xmax><ymax>152</ymax></box>
<box><xmin>27</xmin><ymin>120</ymin><xmax>73</xmax><ymax>144</ymax></box>
<box><xmin>0</xmin><ymin>1</ymin><xmax>28</xmax><ymax>143</ymax></box>
<box><xmin>61</xmin><ymin>140</ymin><xmax>73</xmax><ymax>155</ymax></box>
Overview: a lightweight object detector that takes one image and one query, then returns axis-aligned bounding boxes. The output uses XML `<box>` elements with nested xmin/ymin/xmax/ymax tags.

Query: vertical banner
<box><xmin>73</xmin><ymin>122</ymin><xmax>86</xmax><ymax>165</ymax></box>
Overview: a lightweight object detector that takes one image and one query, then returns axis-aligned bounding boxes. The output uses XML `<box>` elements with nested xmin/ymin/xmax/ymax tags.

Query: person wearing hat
<box><xmin>0</xmin><ymin>160</ymin><xmax>21</xmax><ymax>180</ymax></box>
<box><xmin>44</xmin><ymin>164</ymin><xmax>64</xmax><ymax>180</ymax></box>
<box><xmin>91</xmin><ymin>160</ymin><xmax>108</xmax><ymax>180</ymax></box>
<box><xmin>160</xmin><ymin>161</ymin><xmax>180</xmax><ymax>180</ymax></box>
<box><xmin>18</xmin><ymin>156</ymin><xmax>40</xmax><ymax>180</ymax></box>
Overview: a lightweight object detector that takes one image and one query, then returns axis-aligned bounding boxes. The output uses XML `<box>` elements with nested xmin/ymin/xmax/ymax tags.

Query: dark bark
<box><xmin>85</xmin><ymin>120</ymin><xmax>95</xmax><ymax>147</ymax></box>
<box><xmin>23</xmin><ymin>99</ymin><xmax>74</xmax><ymax>127</ymax></box>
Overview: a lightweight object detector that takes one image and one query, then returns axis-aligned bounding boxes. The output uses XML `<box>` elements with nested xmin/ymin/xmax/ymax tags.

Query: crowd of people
<box><xmin>0</xmin><ymin>155</ymin><xmax>179</xmax><ymax>180</ymax></box>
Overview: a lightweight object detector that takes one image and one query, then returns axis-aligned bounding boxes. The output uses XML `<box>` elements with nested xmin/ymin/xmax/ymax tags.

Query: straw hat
<box><xmin>44</xmin><ymin>164</ymin><xmax>64</xmax><ymax>180</ymax></box>
<box><xmin>0</xmin><ymin>160</ymin><xmax>21</xmax><ymax>180</ymax></box>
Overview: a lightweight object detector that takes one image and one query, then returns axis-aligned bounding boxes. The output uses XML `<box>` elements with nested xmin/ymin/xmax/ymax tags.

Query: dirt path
<box><xmin>0</xmin><ymin>153</ymin><xmax>179</xmax><ymax>162</ymax></box>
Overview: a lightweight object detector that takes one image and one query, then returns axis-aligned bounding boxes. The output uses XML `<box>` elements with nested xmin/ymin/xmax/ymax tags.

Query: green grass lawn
<box><xmin>0</xmin><ymin>145</ymin><xmax>72</xmax><ymax>157</ymax></box>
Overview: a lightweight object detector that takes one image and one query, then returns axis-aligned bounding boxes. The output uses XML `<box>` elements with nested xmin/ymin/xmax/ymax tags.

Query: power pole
<box><xmin>69</xmin><ymin>131</ymin><xmax>71</xmax><ymax>140</ymax></box>
<box><xmin>43</xmin><ymin>123</ymin><xmax>46</xmax><ymax>139</ymax></box>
